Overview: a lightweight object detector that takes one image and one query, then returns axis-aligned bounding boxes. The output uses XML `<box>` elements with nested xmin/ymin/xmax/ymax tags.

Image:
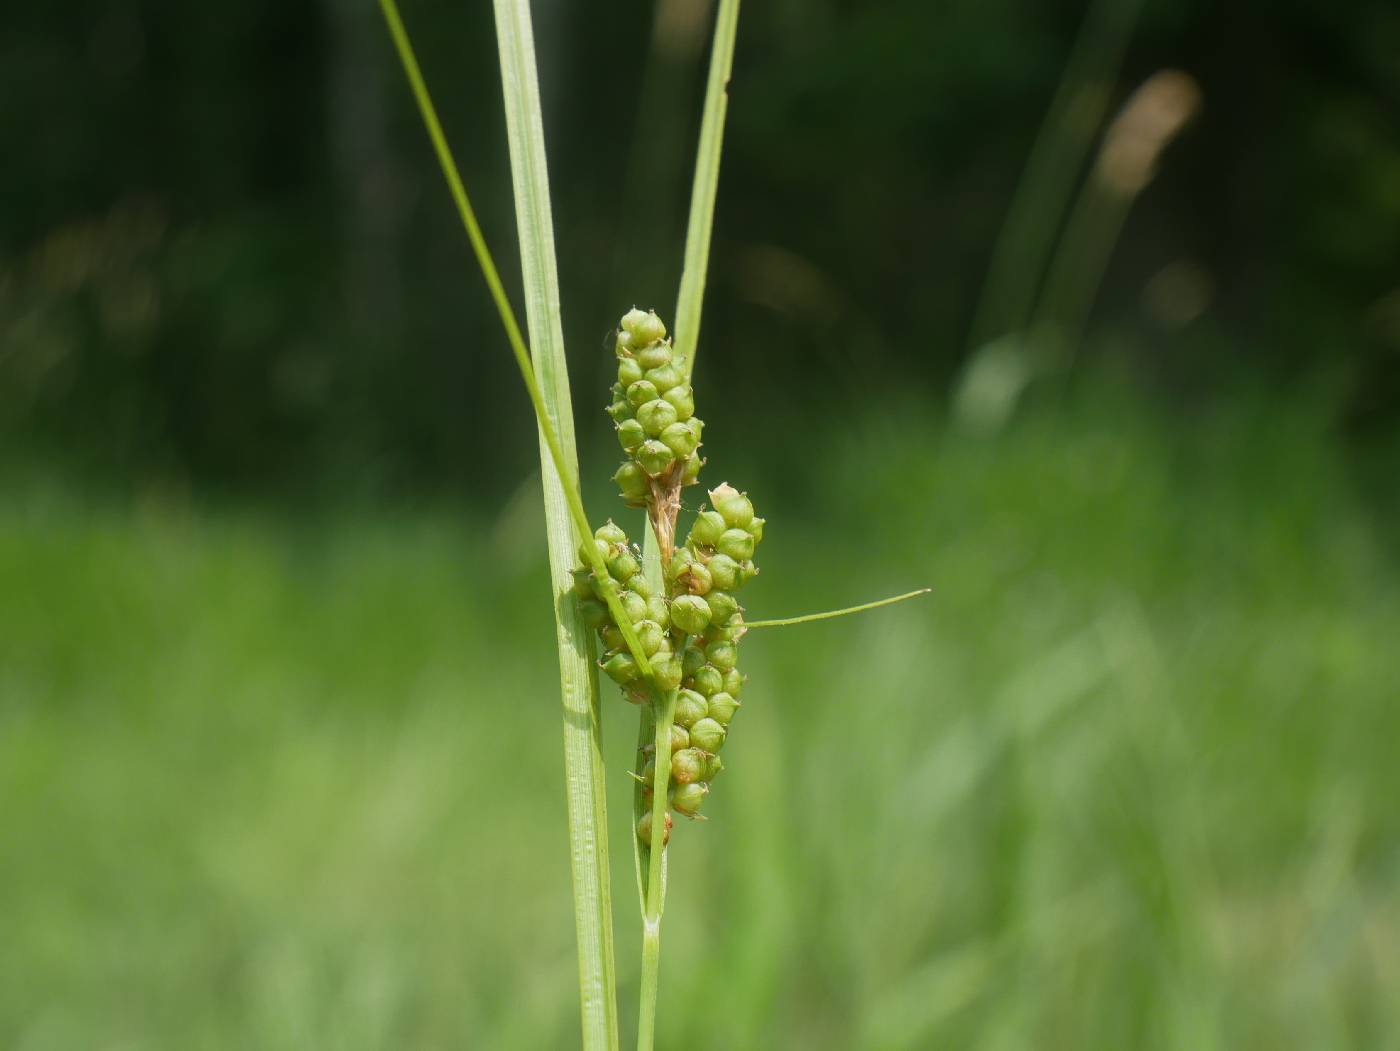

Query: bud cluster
<box><xmin>607</xmin><ymin>309</ymin><xmax>704</xmax><ymax>505</ymax></box>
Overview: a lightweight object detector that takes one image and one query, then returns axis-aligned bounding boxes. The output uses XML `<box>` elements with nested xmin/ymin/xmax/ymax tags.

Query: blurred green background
<box><xmin>2</xmin><ymin>0</ymin><xmax>1399</xmax><ymax>1048</ymax></box>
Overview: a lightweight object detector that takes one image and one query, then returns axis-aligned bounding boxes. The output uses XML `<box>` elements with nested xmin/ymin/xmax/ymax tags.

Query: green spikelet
<box><xmin>581</xmin><ymin>309</ymin><xmax>765</xmax><ymax>838</ymax></box>
<box><xmin>609</xmin><ymin>309</ymin><xmax>705</xmax><ymax>502</ymax></box>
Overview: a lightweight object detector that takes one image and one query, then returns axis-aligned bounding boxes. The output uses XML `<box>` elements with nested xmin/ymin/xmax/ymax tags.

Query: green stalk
<box><xmin>674</xmin><ymin>0</ymin><xmax>741</xmax><ymax>379</ymax></box>
<box><xmin>380</xmin><ymin>3</ymin><xmax>630</xmax><ymax>1047</ymax></box>
<box><xmin>490</xmin><ymin>3</ymin><xmax>620</xmax><ymax>1046</ymax></box>
<box><xmin>634</xmin><ymin>5</ymin><xmax>742</xmax><ymax>1049</ymax></box>
<box><xmin>637</xmin><ymin>683</ymin><xmax>678</xmax><ymax>1051</ymax></box>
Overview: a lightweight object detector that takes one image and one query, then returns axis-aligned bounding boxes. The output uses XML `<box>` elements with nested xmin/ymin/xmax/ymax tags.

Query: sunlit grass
<box><xmin>2</xmin><ymin>393</ymin><xmax>1397</xmax><ymax>1049</ymax></box>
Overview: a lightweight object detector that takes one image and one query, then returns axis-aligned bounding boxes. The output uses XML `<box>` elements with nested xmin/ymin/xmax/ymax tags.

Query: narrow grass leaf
<box><xmin>745</xmin><ymin>588</ymin><xmax>932</xmax><ymax>629</ymax></box>
<box><xmin>674</xmin><ymin>0</ymin><xmax>741</xmax><ymax>379</ymax></box>
<box><xmin>491</xmin><ymin>3</ymin><xmax>621</xmax><ymax>1047</ymax></box>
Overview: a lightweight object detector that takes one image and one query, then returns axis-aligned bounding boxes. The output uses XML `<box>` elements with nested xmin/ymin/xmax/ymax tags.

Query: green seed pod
<box><xmin>671</xmin><ymin>747</ymin><xmax>708</xmax><ymax>784</ymax></box>
<box><xmin>678</xmin><ymin>559</ymin><xmax>712</xmax><ymax>596</ymax></box>
<box><xmin>614</xmin><ymin>328</ymin><xmax>634</xmax><ymax>355</ymax></box>
<box><xmin>637</xmin><ymin>399</ymin><xmax>680</xmax><ymax>438</ymax></box>
<box><xmin>617</xmin><ymin>357</ymin><xmax>644</xmax><ymax>386</ymax></box>
<box><xmin>595</xmin><ymin>520</ymin><xmax>628</xmax><ymax>545</ymax></box>
<box><xmin>600</xmin><ymin>624</ymin><xmax>625</xmax><ymax>651</ymax></box>
<box><xmin>659</xmin><ymin>421</ymin><xmax>699</xmax><ymax>458</ymax></box>
<box><xmin>704</xmin><ymin>617</ymin><xmax>743</xmax><ymax>644</ymax></box>
<box><xmin>578</xmin><ymin>598</ymin><xmax>609</xmax><ymax>629</ymax></box>
<box><xmin>669</xmin><ymin>722</ymin><xmax>691</xmax><ymax>754</ymax></box>
<box><xmin>623</xmin><ymin>309</ymin><xmax>667</xmax><ymax>347</ymax></box>
<box><xmin>681</xmin><ymin>452</ymin><xmax>704</xmax><ymax>484</ymax></box>
<box><xmin>626</xmin><ymin>379</ymin><xmax>660</xmax><ymax>407</ymax></box>
<box><xmin>613</xmin><ymin>462</ymin><xmax>650</xmax><ymax>503</ymax></box>
<box><xmin>620</xmin><ymin>590</ymin><xmax>648</xmax><ymax>624</ymax></box>
<box><xmin>623</xmin><ymin>682</ymin><xmax>650</xmax><ymax>705</ymax></box>
<box><xmin>705</xmin><ymin>754</ymin><xmax>725</xmax><ymax>780</ymax></box>
<box><xmin>671</xmin><ymin>781</ymin><xmax>708</xmax><ymax>817</ymax></box>
<box><xmin>637</xmin><ymin>440</ymin><xmax>675</xmax><ymax>478</ymax></box>
<box><xmin>674</xmin><ymin>688</ymin><xmax>708</xmax><ymax>729</ymax></box>
<box><xmin>737</xmin><ymin>560</ymin><xmax>759</xmax><ymax>585</ymax></box>
<box><xmin>727</xmin><ymin>612</ymin><xmax>747</xmax><ymax>640</ymax></box>
<box><xmin>578</xmin><ymin>536</ymin><xmax>609</xmax><ymax>567</ymax></box>
<box><xmin>689</xmin><ymin>717</ymin><xmax>726</xmax><ymax>753</ymax></box>
<box><xmin>646</xmin><ymin>593</ymin><xmax>670</xmax><ymax>628</ymax></box>
<box><xmin>636</xmin><ymin>809</ymin><xmax>672</xmax><ymax>846</ymax></box>
<box><xmin>670</xmin><ymin>593</ymin><xmax>713</xmax><ymax>635</ymax></box>
<box><xmin>627</xmin><ymin>572</ymin><xmax>654</xmax><ymax>599</ymax></box>
<box><xmin>635</xmin><ymin>619</ymin><xmax>666</xmax><ymax>657</ymax></box>
<box><xmin>667</xmin><ymin>546</ymin><xmax>696</xmax><ymax>580</ymax></box>
<box><xmin>681</xmin><ymin>640</ymin><xmax>707</xmax><ymax>677</ymax></box>
<box><xmin>638</xmin><ymin>756</ymin><xmax>656</xmax><ymax>785</ymax></box>
<box><xmin>722</xmin><ymin>668</ymin><xmax>744</xmax><ymax>696</ymax></box>
<box><xmin>637</xmin><ymin>341</ymin><xmax>672</xmax><ymax>370</ymax></box>
<box><xmin>684</xmin><ymin>416</ymin><xmax>704</xmax><ymax>443</ymax></box>
<box><xmin>691</xmin><ymin>664</ymin><xmax>723</xmax><ymax>697</ymax></box>
<box><xmin>717</xmin><ymin>528</ymin><xmax>756</xmax><ymax>562</ymax></box>
<box><xmin>710</xmin><ymin>484</ymin><xmax>754</xmax><ymax>528</ymax></box>
<box><xmin>572</xmin><ymin>567</ymin><xmax>595</xmax><ymax>598</ymax></box>
<box><xmin>653</xmin><ymin>653</ymin><xmax>684</xmax><ymax>691</ymax></box>
<box><xmin>602</xmin><ymin>651</ymin><xmax>639</xmax><ymax>685</ymax></box>
<box><xmin>617</xmin><ymin>418</ymin><xmax>646</xmax><ymax>452</ymax></box>
<box><xmin>644</xmin><ymin>363</ymin><xmax>682</xmax><ymax>393</ymax></box>
<box><xmin>706</xmin><ymin>553</ymin><xmax>740</xmax><ymax>591</ymax></box>
<box><xmin>662</xmin><ymin>385</ymin><xmax>694</xmax><ymax>420</ymax></box>
<box><xmin>606</xmin><ymin>399</ymin><xmax>632</xmax><ymax>423</ymax></box>
<box><xmin>705</xmin><ymin>691</ymin><xmax>739</xmax><ymax>726</ymax></box>
<box><xmin>607</xmin><ymin>548</ymin><xmax>640</xmax><ymax>583</ymax></box>
<box><xmin>619</xmin><ymin>307</ymin><xmax>650</xmax><ymax>337</ymax></box>
<box><xmin>747</xmin><ymin>517</ymin><xmax>765</xmax><ymax>543</ymax></box>
<box><xmin>704</xmin><ymin>590</ymin><xmax>739</xmax><ymax>623</ymax></box>
<box><xmin>705</xmin><ymin>639</ymin><xmax>738</xmax><ymax>672</ymax></box>
<box><xmin>689</xmin><ymin>510</ymin><xmax>726</xmax><ymax>548</ymax></box>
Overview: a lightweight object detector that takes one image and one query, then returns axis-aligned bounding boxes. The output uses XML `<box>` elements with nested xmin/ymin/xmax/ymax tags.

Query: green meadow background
<box><xmin>4</xmin><ymin>0</ymin><xmax>1400</xmax><ymax>1048</ymax></box>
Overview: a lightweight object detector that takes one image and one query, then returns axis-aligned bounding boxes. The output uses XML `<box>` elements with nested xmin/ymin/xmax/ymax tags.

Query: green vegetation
<box><xmin>4</xmin><ymin>390</ymin><xmax>1396</xmax><ymax>1049</ymax></box>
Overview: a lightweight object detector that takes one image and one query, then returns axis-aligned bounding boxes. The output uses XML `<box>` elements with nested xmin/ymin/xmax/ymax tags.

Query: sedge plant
<box><xmin>379</xmin><ymin>2</ymin><xmax>926</xmax><ymax>1047</ymax></box>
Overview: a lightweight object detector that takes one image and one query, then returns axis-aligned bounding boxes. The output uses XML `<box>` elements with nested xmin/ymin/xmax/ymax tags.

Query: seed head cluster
<box><xmin>576</xmin><ymin>308</ymin><xmax>766</xmax><ymax>842</ymax></box>
<box><xmin>607</xmin><ymin>309</ymin><xmax>704</xmax><ymax>504</ymax></box>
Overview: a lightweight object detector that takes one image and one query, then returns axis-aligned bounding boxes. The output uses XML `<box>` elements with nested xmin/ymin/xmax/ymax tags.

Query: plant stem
<box><xmin>638</xmin><ymin>684</ymin><xmax>678</xmax><ymax>1051</ymax></box>
<box><xmin>490</xmin><ymin>1</ymin><xmax>621</xmax><ymax>1046</ymax></box>
<box><xmin>634</xmin><ymin>5</ymin><xmax>743</xmax><ymax>1047</ymax></box>
<box><xmin>674</xmin><ymin>0</ymin><xmax>741</xmax><ymax>379</ymax></box>
<box><xmin>381</xmin><ymin>1</ymin><xmax>630</xmax><ymax>1045</ymax></box>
